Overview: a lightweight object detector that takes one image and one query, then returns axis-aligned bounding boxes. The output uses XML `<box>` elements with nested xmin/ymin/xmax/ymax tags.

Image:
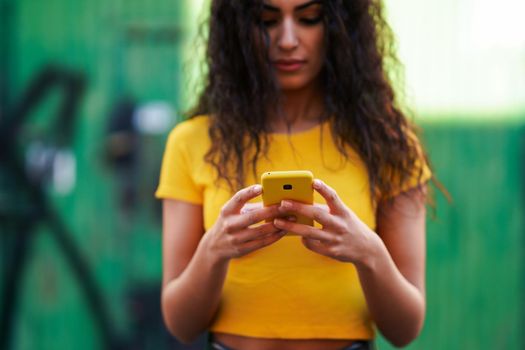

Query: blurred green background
<box><xmin>0</xmin><ymin>0</ymin><xmax>524</xmax><ymax>349</ymax></box>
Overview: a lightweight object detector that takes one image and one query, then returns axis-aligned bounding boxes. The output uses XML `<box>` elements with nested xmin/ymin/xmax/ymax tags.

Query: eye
<box><xmin>300</xmin><ymin>16</ymin><xmax>323</xmax><ymax>26</ymax></box>
<box><xmin>260</xmin><ymin>12</ymin><xmax>280</xmax><ymax>28</ymax></box>
<box><xmin>298</xmin><ymin>6</ymin><xmax>324</xmax><ymax>26</ymax></box>
<box><xmin>262</xmin><ymin>19</ymin><xmax>279</xmax><ymax>27</ymax></box>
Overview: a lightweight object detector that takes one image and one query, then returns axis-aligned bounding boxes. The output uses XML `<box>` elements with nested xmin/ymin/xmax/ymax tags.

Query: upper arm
<box><xmin>162</xmin><ymin>198</ymin><xmax>205</xmax><ymax>288</ymax></box>
<box><xmin>375</xmin><ymin>185</ymin><xmax>428</xmax><ymax>296</ymax></box>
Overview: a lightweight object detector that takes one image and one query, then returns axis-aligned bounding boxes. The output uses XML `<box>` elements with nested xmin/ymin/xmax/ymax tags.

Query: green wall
<box><xmin>1</xmin><ymin>0</ymin><xmax>186</xmax><ymax>349</ymax></box>
<box><xmin>377</xmin><ymin>122</ymin><xmax>525</xmax><ymax>349</ymax></box>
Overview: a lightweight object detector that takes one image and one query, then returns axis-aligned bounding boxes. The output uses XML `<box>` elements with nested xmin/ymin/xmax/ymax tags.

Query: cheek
<box><xmin>267</xmin><ymin>31</ymin><xmax>279</xmax><ymax>54</ymax></box>
<box><xmin>311</xmin><ymin>30</ymin><xmax>326</xmax><ymax>63</ymax></box>
<box><xmin>306</xmin><ymin>31</ymin><xmax>326</xmax><ymax>74</ymax></box>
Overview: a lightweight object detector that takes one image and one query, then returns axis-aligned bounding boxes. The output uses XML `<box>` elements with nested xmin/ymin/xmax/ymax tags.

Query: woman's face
<box><xmin>260</xmin><ymin>0</ymin><xmax>326</xmax><ymax>91</ymax></box>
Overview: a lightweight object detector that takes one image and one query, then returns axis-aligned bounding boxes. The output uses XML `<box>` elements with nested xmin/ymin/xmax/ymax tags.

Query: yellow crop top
<box><xmin>155</xmin><ymin>115</ymin><xmax>431</xmax><ymax>339</ymax></box>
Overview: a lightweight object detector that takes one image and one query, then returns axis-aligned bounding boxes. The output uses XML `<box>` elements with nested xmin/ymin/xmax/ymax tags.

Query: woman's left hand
<box><xmin>273</xmin><ymin>179</ymin><xmax>379</xmax><ymax>266</ymax></box>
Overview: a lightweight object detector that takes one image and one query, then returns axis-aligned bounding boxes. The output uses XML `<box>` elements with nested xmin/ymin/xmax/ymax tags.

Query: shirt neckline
<box><xmin>268</xmin><ymin>118</ymin><xmax>330</xmax><ymax>138</ymax></box>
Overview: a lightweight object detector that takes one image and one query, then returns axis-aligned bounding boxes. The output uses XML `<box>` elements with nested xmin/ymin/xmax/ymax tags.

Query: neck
<box><xmin>268</xmin><ymin>83</ymin><xmax>325</xmax><ymax>132</ymax></box>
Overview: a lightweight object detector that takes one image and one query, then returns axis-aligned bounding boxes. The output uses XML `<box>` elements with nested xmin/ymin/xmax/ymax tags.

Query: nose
<box><xmin>277</xmin><ymin>19</ymin><xmax>299</xmax><ymax>51</ymax></box>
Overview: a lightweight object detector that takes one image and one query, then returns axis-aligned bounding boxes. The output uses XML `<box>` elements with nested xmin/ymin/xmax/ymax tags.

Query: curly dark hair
<box><xmin>186</xmin><ymin>0</ymin><xmax>434</xmax><ymax>203</ymax></box>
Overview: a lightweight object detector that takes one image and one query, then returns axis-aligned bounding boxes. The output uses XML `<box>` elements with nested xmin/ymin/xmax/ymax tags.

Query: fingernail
<box><xmin>281</xmin><ymin>200</ymin><xmax>292</xmax><ymax>208</ymax></box>
<box><xmin>253</xmin><ymin>185</ymin><xmax>262</xmax><ymax>193</ymax></box>
<box><xmin>288</xmin><ymin>215</ymin><xmax>297</xmax><ymax>222</ymax></box>
<box><xmin>274</xmin><ymin>218</ymin><xmax>284</xmax><ymax>226</ymax></box>
<box><xmin>313</xmin><ymin>179</ymin><xmax>322</xmax><ymax>188</ymax></box>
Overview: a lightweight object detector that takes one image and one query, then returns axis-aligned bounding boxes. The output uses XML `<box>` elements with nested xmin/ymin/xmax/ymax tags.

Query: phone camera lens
<box><xmin>283</xmin><ymin>184</ymin><xmax>292</xmax><ymax>190</ymax></box>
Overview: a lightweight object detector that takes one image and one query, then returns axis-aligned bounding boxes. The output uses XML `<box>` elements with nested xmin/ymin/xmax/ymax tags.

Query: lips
<box><xmin>273</xmin><ymin>59</ymin><xmax>306</xmax><ymax>72</ymax></box>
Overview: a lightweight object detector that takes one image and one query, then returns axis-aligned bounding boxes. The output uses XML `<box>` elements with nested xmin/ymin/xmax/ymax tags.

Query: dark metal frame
<box><xmin>0</xmin><ymin>66</ymin><xmax>121</xmax><ymax>350</ymax></box>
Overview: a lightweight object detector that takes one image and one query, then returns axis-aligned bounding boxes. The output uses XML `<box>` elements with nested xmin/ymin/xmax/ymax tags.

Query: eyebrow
<box><xmin>263</xmin><ymin>0</ymin><xmax>322</xmax><ymax>12</ymax></box>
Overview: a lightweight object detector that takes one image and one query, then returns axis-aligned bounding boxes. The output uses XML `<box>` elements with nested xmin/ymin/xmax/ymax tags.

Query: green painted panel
<box><xmin>2</xmin><ymin>0</ymin><xmax>186</xmax><ymax>349</ymax></box>
<box><xmin>377</xmin><ymin>122</ymin><xmax>524</xmax><ymax>349</ymax></box>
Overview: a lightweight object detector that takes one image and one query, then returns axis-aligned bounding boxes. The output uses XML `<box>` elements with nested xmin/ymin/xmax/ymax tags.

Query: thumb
<box><xmin>240</xmin><ymin>202</ymin><xmax>264</xmax><ymax>214</ymax></box>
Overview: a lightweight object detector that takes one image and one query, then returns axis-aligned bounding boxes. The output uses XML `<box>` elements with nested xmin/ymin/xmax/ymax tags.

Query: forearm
<box><xmin>161</xmin><ymin>235</ymin><xmax>229</xmax><ymax>344</ymax></box>
<box><xmin>356</xmin><ymin>235</ymin><xmax>425</xmax><ymax>347</ymax></box>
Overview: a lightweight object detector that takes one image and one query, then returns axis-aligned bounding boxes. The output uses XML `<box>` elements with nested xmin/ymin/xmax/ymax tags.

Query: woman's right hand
<box><xmin>204</xmin><ymin>184</ymin><xmax>286</xmax><ymax>262</ymax></box>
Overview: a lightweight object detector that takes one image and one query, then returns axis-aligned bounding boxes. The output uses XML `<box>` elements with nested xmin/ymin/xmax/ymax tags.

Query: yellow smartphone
<box><xmin>261</xmin><ymin>170</ymin><xmax>314</xmax><ymax>232</ymax></box>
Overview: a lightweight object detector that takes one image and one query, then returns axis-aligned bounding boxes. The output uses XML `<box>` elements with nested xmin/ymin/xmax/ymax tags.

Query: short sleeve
<box><xmin>154</xmin><ymin>125</ymin><xmax>203</xmax><ymax>204</ymax></box>
<box><xmin>381</xmin><ymin>131</ymin><xmax>433</xmax><ymax>200</ymax></box>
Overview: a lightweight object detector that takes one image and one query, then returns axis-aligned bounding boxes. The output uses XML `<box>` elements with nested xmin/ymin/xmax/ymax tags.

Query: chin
<box><xmin>276</xmin><ymin>77</ymin><xmax>314</xmax><ymax>91</ymax></box>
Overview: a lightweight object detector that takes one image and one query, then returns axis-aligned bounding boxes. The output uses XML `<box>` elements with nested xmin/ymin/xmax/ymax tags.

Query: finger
<box><xmin>279</xmin><ymin>200</ymin><xmax>338</xmax><ymax>227</ymax></box>
<box><xmin>313</xmin><ymin>179</ymin><xmax>347</xmax><ymax>215</ymax></box>
<box><xmin>238</xmin><ymin>230</ymin><xmax>286</xmax><ymax>255</ymax></box>
<box><xmin>280</xmin><ymin>202</ymin><xmax>328</xmax><ymax>213</ymax></box>
<box><xmin>273</xmin><ymin>218</ymin><xmax>338</xmax><ymax>243</ymax></box>
<box><xmin>240</xmin><ymin>205</ymin><xmax>281</xmax><ymax>227</ymax></box>
<box><xmin>224</xmin><ymin>205</ymin><xmax>280</xmax><ymax>232</ymax></box>
<box><xmin>302</xmin><ymin>237</ymin><xmax>332</xmax><ymax>255</ymax></box>
<box><xmin>228</xmin><ymin>222</ymin><xmax>281</xmax><ymax>244</ymax></box>
<box><xmin>314</xmin><ymin>203</ymin><xmax>329</xmax><ymax>211</ymax></box>
<box><xmin>221</xmin><ymin>185</ymin><xmax>262</xmax><ymax>215</ymax></box>
<box><xmin>240</xmin><ymin>202</ymin><xmax>264</xmax><ymax>214</ymax></box>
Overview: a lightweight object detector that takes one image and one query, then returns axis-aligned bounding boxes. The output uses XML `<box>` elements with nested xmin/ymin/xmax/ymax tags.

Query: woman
<box><xmin>156</xmin><ymin>0</ymin><xmax>433</xmax><ymax>349</ymax></box>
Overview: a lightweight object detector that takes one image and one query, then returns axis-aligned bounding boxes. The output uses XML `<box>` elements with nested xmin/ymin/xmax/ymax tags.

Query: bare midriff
<box><xmin>211</xmin><ymin>332</ymin><xmax>356</xmax><ymax>350</ymax></box>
